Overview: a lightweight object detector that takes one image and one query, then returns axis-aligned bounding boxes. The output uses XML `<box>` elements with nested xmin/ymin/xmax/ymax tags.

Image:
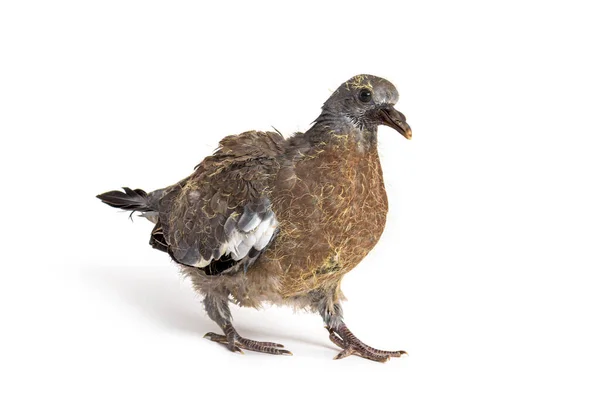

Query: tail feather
<box><xmin>96</xmin><ymin>187</ymin><xmax>153</xmax><ymax>211</ymax></box>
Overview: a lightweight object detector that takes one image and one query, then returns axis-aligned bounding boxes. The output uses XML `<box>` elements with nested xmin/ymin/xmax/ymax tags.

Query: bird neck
<box><xmin>305</xmin><ymin>111</ymin><xmax>378</xmax><ymax>153</ymax></box>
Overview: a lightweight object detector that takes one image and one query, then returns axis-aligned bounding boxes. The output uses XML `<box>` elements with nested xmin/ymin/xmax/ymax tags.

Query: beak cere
<box><xmin>379</xmin><ymin>106</ymin><xmax>412</xmax><ymax>140</ymax></box>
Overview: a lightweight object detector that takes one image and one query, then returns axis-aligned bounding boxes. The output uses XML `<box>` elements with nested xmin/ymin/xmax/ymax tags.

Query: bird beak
<box><xmin>379</xmin><ymin>106</ymin><xmax>412</xmax><ymax>140</ymax></box>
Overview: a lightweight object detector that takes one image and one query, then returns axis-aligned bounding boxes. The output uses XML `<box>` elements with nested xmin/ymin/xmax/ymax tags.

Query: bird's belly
<box><xmin>316</xmin><ymin>184</ymin><xmax>388</xmax><ymax>273</ymax></box>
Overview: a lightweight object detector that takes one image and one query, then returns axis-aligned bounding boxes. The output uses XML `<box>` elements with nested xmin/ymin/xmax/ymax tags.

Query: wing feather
<box><xmin>157</xmin><ymin>131</ymin><xmax>285</xmax><ymax>274</ymax></box>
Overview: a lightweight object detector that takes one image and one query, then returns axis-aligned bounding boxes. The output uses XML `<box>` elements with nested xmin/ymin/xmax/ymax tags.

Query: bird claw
<box><xmin>327</xmin><ymin>325</ymin><xmax>407</xmax><ymax>363</ymax></box>
<box><xmin>204</xmin><ymin>331</ymin><xmax>292</xmax><ymax>356</ymax></box>
<box><xmin>231</xmin><ymin>345</ymin><xmax>245</xmax><ymax>354</ymax></box>
<box><xmin>333</xmin><ymin>346</ymin><xmax>356</xmax><ymax>360</ymax></box>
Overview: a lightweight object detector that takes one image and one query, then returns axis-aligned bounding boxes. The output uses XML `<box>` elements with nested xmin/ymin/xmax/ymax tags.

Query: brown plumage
<box><xmin>97</xmin><ymin>74</ymin><xmax>412</xmax><ymax>362</ymax></box>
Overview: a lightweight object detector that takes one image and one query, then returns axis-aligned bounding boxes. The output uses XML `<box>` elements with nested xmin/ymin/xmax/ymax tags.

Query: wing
<box><xmin>157</xmin><ymin>131</ymin><xmax>285</xmax><ymax>275</ymax></box>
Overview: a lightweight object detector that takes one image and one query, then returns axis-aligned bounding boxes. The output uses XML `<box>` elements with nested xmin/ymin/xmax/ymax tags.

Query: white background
<box><xmin>1</xmin><ymin>1</ymin><xmax>599</xmax><ymax>409</ymax></box>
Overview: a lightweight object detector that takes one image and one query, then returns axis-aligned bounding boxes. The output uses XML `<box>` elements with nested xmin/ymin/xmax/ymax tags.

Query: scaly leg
<box><xmin>319</xmin><ymin>298</ymin><xmax>406</xmax><ymax>363</ymax></box>
<box><xmin>201</xmin><ymin>292</ymin><xmax>292</xmax><ymax>356</ymax></box>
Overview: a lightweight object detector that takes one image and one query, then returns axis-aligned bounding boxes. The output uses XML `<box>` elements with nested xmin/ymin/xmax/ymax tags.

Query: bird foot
<box><xmin>327</xmin><ymin>324</ymin><xmax>407</xmax><ymax>363</ymax></box>
<box><xmin>204</xmin><ymin>325</ymin><xmax>292</xmax><ymax>356</ymax></box>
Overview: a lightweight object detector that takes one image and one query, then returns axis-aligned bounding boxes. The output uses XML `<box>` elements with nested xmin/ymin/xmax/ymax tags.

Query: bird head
<box><xmin>321</xmin><ymin>74</ymin><xmax>412</xmax><ymax>140</ymax></box>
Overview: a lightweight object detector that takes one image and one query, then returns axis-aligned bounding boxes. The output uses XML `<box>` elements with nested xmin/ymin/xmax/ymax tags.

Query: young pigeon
<box><xmin>98</xmin><ymin>74</ymin><xmax>412</xmax><ymax>362</ymax></box>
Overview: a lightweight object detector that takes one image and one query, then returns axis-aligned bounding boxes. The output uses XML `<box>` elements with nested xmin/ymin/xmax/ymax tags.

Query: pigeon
<box><xmin>97</xmin><ymin>74</ymin><xmax>412</xmax><ymax>362</ymax></box>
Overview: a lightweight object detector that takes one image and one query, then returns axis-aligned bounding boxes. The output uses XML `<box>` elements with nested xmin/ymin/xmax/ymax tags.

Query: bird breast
<box><xmin>269</xmin><ymin>140</ymin><xmax>389</xmax><ymax>295</ymax></box>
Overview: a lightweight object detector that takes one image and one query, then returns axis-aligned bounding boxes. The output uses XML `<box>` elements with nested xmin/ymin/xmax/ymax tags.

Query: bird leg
<box><xmin>320</xmin><ymin>301</ymin><xmax>406</xmax><ymax>362</ymax></box>
<box><xmin>201</xmin><ymin>292</ymin><xmax>292</xmax><ymax>356</ymax></box>
<box><xmin>326</xmin><ymin>323</ymin><xmax>407</xmax><ymax>362</ymax></box>
<box><xmin>204</xmin><ymin>324</ymin><xmax>292</xmax><ymax>356</ymax></box>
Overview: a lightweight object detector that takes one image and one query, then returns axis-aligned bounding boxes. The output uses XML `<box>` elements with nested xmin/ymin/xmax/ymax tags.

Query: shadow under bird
<box><xmin>97</xmin><ymin>74</ymin><xmax>412</xmax><ymax>362</ymax></box>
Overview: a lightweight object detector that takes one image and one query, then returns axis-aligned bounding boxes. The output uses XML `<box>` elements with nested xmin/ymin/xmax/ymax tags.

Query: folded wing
<box><xmin>155</xmin><ymin>131</ymin><xmax>285</xmax><ymax>275</ymax></box>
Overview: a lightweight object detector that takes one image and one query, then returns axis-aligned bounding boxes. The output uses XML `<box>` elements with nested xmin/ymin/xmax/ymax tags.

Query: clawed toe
<box><xmin>333</xmin><ymin>345</ymin><xmax>403</xmax><ymax>363</ymax></box>
<box><xmin>203</xmin><ymin>332</ymin><xmax>227</xmax><ymax>343</ymax></box>
<box><xmin>204</xmin><ymin>331</ymin><xmax>292</xmax><ymax>356</ymax></box>
<box><xmin>327</xmin><ymin>324</ymin><xmax>407</xmax><ymax>363</ymax></box>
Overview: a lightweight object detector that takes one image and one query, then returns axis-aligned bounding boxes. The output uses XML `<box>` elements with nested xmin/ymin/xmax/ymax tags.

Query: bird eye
<box><xmin>358</xmin><ymin>88</ymin><xmax>372</xmax><ymax>103</ymax></box>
